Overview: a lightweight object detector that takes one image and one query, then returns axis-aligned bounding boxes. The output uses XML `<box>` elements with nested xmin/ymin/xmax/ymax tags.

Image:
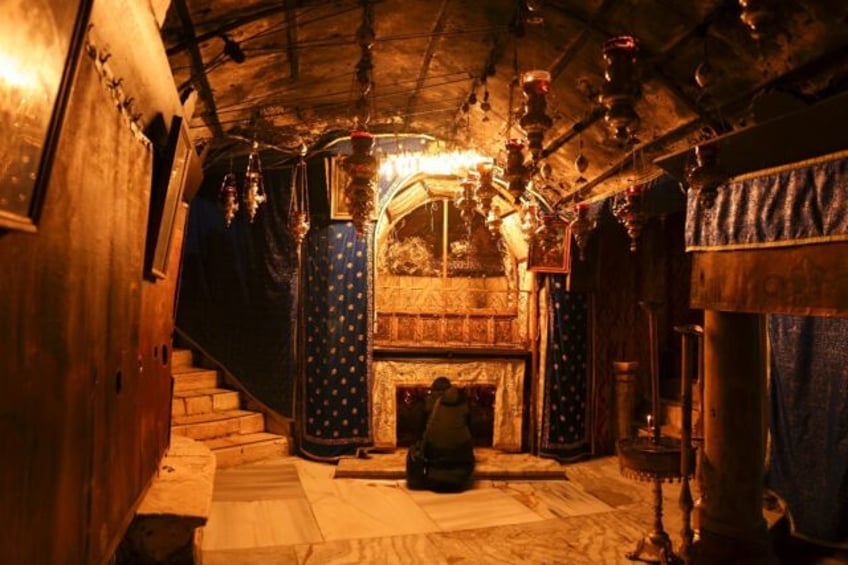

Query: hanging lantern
<box><xmin>505</xmin><ymin>139</ymin><xmax>530</xmax><ymax>203</ymax></box>
<box><xmin>218</xmin><ymin>172</ymin><xmax>240</xmax><ymax>228</ymax></box>
<box><xmin>485</xmin><ymin>205</ymin><xmax>503</xmax><ymax>238</ymax></box>
<box><xmin>342</xmin><ymin>131</ymin><xmax>378</xmax><ymax>238</ymax></box>
<box><xmin>475</xmin><ymin>160</ymin><xmax>497</xmax><ymax>217</ymax></box>
<box><xmin>738</xmin><ymin>0</ymin><xmax>776</xmax><ymax>41</ymax></box>
<box><xmin>288</xmin><ymin>151</ymin><xmax>311</xmax><ymax>246</ymax></box>
<box><xmin>600</xmin><ymin>36</ymin><xmax>640</xmax><ymax>142</ymax></box>
<box><xmin>520</xmin><ymin>200</ymin><xmax>540</xmax><ymax>242</ymax></box>
<box><xmin>611</xmin><ymin>184</ymin><xmax>648</xmax><ymax>252</ymax></box>
<box><xmin>569</xmin><ymin>202</ymin><xmax>597</xmax><ymax>261</ymax></box>
<box><xmin>519</xmin><ymin>69</ymin><xmax>554</xmax><ymax>161</ymax></box>
<box><xmin>534</xmin><ymin>213</ymin><xmax>562</xmax><ymax>257</ymax></box>
<box><xmin>685</xmin><ymin>143</ymin><xmax>724</xmax><ymax>209</ymax></box>
<box><xmin>243</xmin><ymin>141</ymin><xmax>267</xmax><ymax>223</ymax></box>
<box><xmin>455</xmin><ymin>175</ymin><xmax>478</xmax><ymax>234</ymax></box>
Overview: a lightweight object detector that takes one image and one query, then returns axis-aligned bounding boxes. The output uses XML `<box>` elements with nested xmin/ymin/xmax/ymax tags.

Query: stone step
<box><xmin>172</xmin><ymin>388</ymin><xmax>240</xmax><ymax>417</ymax></box>
<box><xmin>205</xmin><ymin>432</ymin><xmax>290</xmax><ymax>468</ymax></box>
<box><xmin>117</xmin><ymin>436</ymin><xmax>214</xmax><ymax>561</ymax></box>
<box><xmin>172</xmin><ymin>368</ymin><xmax>219</xmax><ymax>392</ymax></box>
<box><xmin>171</xmin><ymin>348</ymin><xmax>194</xmax><ymax>369</ymax></box>
<box><xmin>172</xmin><ymin>410</ymin><xmax>265</xmax><ymax>440</ymax></box>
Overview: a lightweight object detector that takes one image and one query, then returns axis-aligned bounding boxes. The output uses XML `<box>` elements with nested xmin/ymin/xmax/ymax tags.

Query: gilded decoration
<box><xmin>372</xmin><ymin>358</ymin><xmax>525</xmax><ymax>451</ymax></box>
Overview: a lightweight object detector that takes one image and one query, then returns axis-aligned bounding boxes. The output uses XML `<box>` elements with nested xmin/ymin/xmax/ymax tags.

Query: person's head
<box><xmin>441</xmin><ymin>385</ymin><xmax>463</xmax><ymax>405</ymax></box>
<box><xmin>430</xmin><ymin>376</ymin><xmax>452</xmax><ymax>395</ymax></box>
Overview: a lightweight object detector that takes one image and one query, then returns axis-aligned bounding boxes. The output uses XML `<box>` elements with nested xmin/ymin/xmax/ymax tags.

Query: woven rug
<box><xmin>334</xmin><ymin>448</ymin><xmax>568</xmax><ymax>480</ymax></box>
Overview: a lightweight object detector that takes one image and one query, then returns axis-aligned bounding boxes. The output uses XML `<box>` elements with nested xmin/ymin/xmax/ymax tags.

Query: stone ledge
<box><xmin>138</xmin><ymin>435</ymin><xmax>216</xmax><ymax>520</ymax></box>
<box><xmin>116</xmin><ymin>436</ymin><xmax>216</xmax><ymax>564</ymax></box>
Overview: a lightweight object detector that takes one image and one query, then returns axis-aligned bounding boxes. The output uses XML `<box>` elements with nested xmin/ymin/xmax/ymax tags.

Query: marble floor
<box><xmin>201</xmin><ymin>452</ymin><xmax>841</xmax><ymax>565</ymax></box>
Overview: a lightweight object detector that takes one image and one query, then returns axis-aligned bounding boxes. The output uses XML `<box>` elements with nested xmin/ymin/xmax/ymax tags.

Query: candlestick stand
<box><xmin>617</xmin><ymin>303</ymin><xmax>695</xmax><ymax>564</ymax></box>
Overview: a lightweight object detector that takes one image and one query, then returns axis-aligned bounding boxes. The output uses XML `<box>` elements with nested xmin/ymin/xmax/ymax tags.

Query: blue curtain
<box><xmin>177</xmin><ymin>160</ymin><xmax>298</xmax><ymax>417</ymax></box>
<box><xmin>768</xmin><ymin>314</ymin><xmax>848</xmax><ymax>544</ymax></box>
<box><xmin>299</xmin><ymin>224</ymin><xmax>373</xmax><ymax>459</ymax></box>
<box><xmin>540</xmin><ymin>275</ymin><xmax>590</xmax><ymax>461</ymax></box>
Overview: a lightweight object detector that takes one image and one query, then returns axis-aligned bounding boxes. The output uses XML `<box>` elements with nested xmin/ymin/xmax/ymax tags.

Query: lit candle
<box><xmin>646</xmin><ymin>414</ymin><xmax>653</xmax><ymax>429</ymax></box>
<box><xmin>626</xmin><ymin>184</ymin><xmax>643</xmax><ymax>196</ymax></box>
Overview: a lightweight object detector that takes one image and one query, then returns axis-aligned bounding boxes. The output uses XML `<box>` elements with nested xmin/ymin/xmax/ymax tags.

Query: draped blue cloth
<box><xmin>300</xmin><ymin>224</ymin><xmax>374</xmax><ymax>459</ymax></box>
<box><xmin>177</xmin><ymin>160</ymin><xmax>298</xmax><ymax>417</ymax></box>
<box><xmin>768</xmin><ymin>314</ymin><xmax>848</xmax><ymax>544</ymax></box>
<box><xmin>540</xmin><ymin>276</ymin><xmax>590</xmax><ymax>461</ymax></box>
<box><xmin>682</xmin><ymin>151</ymin><xmax>848</xmax><ymax>543</ymax></box>
<box><xmin>686</xmin><ymin>152</ymin><xmax>848</xmax><ymax>251</ymax></box>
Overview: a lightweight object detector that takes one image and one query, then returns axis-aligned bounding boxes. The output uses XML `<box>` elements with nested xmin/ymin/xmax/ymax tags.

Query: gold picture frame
<box><xmin>326</xmin><ymin>154</ymin><xmax>378</xmax><ymax>221</ymax></box>
<box><xmin>0</xmin><ymin>0</ymin><xmax>93</xmax><ymax>232</ymax></box>
<box><xmin>528</xmin><ymin>218</ymin><xmax>572</xmax><ymax>273</ymax></box>
<box><xmin>145</xmin><ymin>116</ymin><xmax>192</xmax><ymax>280</ymax></box>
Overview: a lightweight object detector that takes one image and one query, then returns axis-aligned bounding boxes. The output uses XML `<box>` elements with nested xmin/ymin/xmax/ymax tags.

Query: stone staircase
<box><xmin>170</xmin><ymin>348</ymin><xmax>290</xmax><ymax>467</ymax></box>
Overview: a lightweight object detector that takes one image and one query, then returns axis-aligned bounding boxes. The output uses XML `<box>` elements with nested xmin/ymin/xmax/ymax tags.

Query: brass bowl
<box><xmin>617</xmin><ymin>436</ymin><xmax>695</xmax><ymax>482</ymax></box>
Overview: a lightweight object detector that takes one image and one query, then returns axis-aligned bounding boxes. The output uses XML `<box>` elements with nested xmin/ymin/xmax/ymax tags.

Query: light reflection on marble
<box><xmin>201</xmin><ymin>454</ymin><xmax>704</xmax><ymax>564</ymax></box>
<box><xmin>296</xmin><ymin>458</ymin><xmax>441</xmax><ymax>540</ymax></box>
<box><xmin>293</xmin><ymin>533</ymin><xmax>449</xmax><ymax>565</ymax></box>
<box><xmin>407</xmin><ymin>487</ymin><xmax>545</xmax><ymax>531</ymax></box>
<box><xmin>495</xmin><ymin>481</ymin><xmax>614</xmax><ymax>518</ymax></box>
<box><xmin>204</xmin><ymin>544</ymin><xmax>299</xmax><ymax>564</ymax></box>
<box><xmin>203</xmin><ymin>499</ymin><xmax>324</xmax><ymax>550</ymax></box>
<box><xmin>213</xmin><ymin>458</ymin><xmax>305</xmax><ymax>502</ymax></box>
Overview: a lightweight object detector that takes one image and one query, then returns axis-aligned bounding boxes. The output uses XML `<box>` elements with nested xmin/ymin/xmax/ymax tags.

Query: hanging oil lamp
<box><xmin>519</xmin><ymin>69</ymin><xmax>553</xmax><ymax>162</ymax></box>
<box><xmin>520</xmin><ymin>199</ymin><xmax>540</xmax><ymax>243</ymax></box>
<box><xmin>505</xmin><ymin>139</ymin><xmax>530</xmax><ymax>203</ymax></box>
<box><xmin>612</xmin><ymin>184</ymin><xmax>648</xmax><ymax>252</ymax></box>
<box><xmin>600</xmin><ymin>36</ymin><xmax>640</xmax><ymax>142</ymax></box>
<box><xmin>574</xmin><ymin>133</ymin><xmax>589</xmax><ymax>183</ymax></box>
<box><xmin>218</xmin><ymin>172</ymin><xmax>240</xmax><ymax>228</ymax></box>
<box><xmin>455</xmin><ymin>174</ymin><xmax>478</xmax><ymax>234</ymax></box>
<box><xmin>569</xmin><ymin>202</ymin><xmax>597</xmax><ymax>261</ymax></box>
<box><xmin>288</xmin><ymin>150</ymin><xmax>310</xmax><ymax>246</ymax></box>
<box><xmin>485</xmin><ymin>205</ymin><xmax>503</xmax><ymax>238</ymax></box>
<box><xmin>475</xmin><ymin>160</ymin><xmax>497</xmax><ymax>217</ymax></box>
<box><xmin>738</xmin><ymin>0</ymin><xmax>775</xmax><ymax>41</ymax></box>
<box><xmin>685</xmin><ymin>143</ymin><xmax>724</xmax><ymax>209</ymax></box>
<box><xmin>243</xmin><ymin>141</ymin><xmax>267</xmax><ymax>223</ymax></box>
<box><xmin>342</xmin><ymin>130</ymin><xmax>378</xmax><ymax>238</ymax></box>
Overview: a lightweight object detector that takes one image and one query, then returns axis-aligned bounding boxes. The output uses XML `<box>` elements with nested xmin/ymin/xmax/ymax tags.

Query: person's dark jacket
<box><xmin>421</xmin><ymin>386</ymin><xmax>475</xmax><ymax>490</ymax></box>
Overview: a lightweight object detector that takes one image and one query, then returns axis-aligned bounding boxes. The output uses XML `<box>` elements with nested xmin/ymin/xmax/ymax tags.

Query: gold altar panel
<box><xmin>421</xmin><ymin>315</ymin><xmax>441</xmax><ymax>342</ymax></box>
<box><xmin>396</xmin><ymin>314</ymin><xmax>416</xmax><ymax>342</ymax></box>
<box><xmin>445</xmin><ymin>316</ymin><xmax>465</xmax><ymax>342</ymax></box>
<box><xmin>375</xmin><ymin>274</ymin><xmax>528</xmax><ymax>349</ymax></box>
<box><xmin>375</xmin><ymin>313</ymin><xmax>392</xmax><ymax>341</ymax></box>
<box><xmin>372</xmin><ymin>358</ymin><xmax>526</xmax><ymax>451</ymax></box>
<box><xmin>494</xmin><ymin>317</ymin><xmax>515</xmax><ymax>344</ymax></box>
<box><xmin>469</xmin><ymin>317</ymin><xmax>489</xmax><ymax>343</ymax></box>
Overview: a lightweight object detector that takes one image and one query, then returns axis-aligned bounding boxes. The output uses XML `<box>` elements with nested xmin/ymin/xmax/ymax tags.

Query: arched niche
<box><xmin>373</xmin><ymin>172</ymin><xmax>534</xmax><ymax>350</ymax></box>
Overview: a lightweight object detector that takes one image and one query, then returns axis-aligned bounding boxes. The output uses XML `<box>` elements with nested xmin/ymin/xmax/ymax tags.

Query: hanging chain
<box><xmin>354</xmin><ymin>0</ymin><xmax>375</xmax><ymax>130</ymax></box>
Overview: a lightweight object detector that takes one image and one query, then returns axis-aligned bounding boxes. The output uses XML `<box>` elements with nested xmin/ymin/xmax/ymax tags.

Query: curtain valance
<box><xmin>686</xmin><ymin>150</ymin><xmax>848</xmax><ymax>251</ymax></box>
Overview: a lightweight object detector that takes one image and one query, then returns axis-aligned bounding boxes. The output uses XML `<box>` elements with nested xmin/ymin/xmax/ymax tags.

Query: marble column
<box><xmin>695</xmin><ymin>310</ymin><xmax>773</xmax><ymax>564</ymax></box>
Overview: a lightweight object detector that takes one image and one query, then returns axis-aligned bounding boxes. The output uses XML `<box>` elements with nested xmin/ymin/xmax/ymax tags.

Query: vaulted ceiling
<box><xmin>160</xmin><ymin>0</ymin><xmax>848</xmax><ymax>203</ymax></box>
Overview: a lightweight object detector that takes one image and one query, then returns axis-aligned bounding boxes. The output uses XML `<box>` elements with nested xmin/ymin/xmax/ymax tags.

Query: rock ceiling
<box><xmin>161</xmin><ymin>0</ymin><xmax>848</xmax><ymax>203</ymax></box>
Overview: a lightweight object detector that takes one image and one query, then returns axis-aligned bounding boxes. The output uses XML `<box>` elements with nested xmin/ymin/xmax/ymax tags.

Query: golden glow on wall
<box><xmin>379</xmin><ymin>149</ymin><xmax>491</xmax><ymax>181</ymax></box>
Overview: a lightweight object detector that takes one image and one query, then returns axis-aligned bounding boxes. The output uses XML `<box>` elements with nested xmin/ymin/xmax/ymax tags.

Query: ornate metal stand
<box><xmin>617</xmin><ymin>303</ymin><xmax>697</xmax><ymax>564</ymax></box>
<box><xmin>618</xmin><ymin>435</ymin><xmax>688</xmax><ymax>563</ymax></box>
<box><xmin>675</xmin><ymin>324</ymin><xmax>703</xmax><ymax>565</ymax></box>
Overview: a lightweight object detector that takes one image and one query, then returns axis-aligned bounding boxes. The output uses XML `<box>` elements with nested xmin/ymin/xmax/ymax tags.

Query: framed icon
<box><xmin>528</xmin><ymin>217</ymin><xmax>572</xmax><ymax>273</ymax></box>
<box><xmin>0</xmin><ymin>0</ymin><xmax>93</xmax><ymax>232</ymax></box>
